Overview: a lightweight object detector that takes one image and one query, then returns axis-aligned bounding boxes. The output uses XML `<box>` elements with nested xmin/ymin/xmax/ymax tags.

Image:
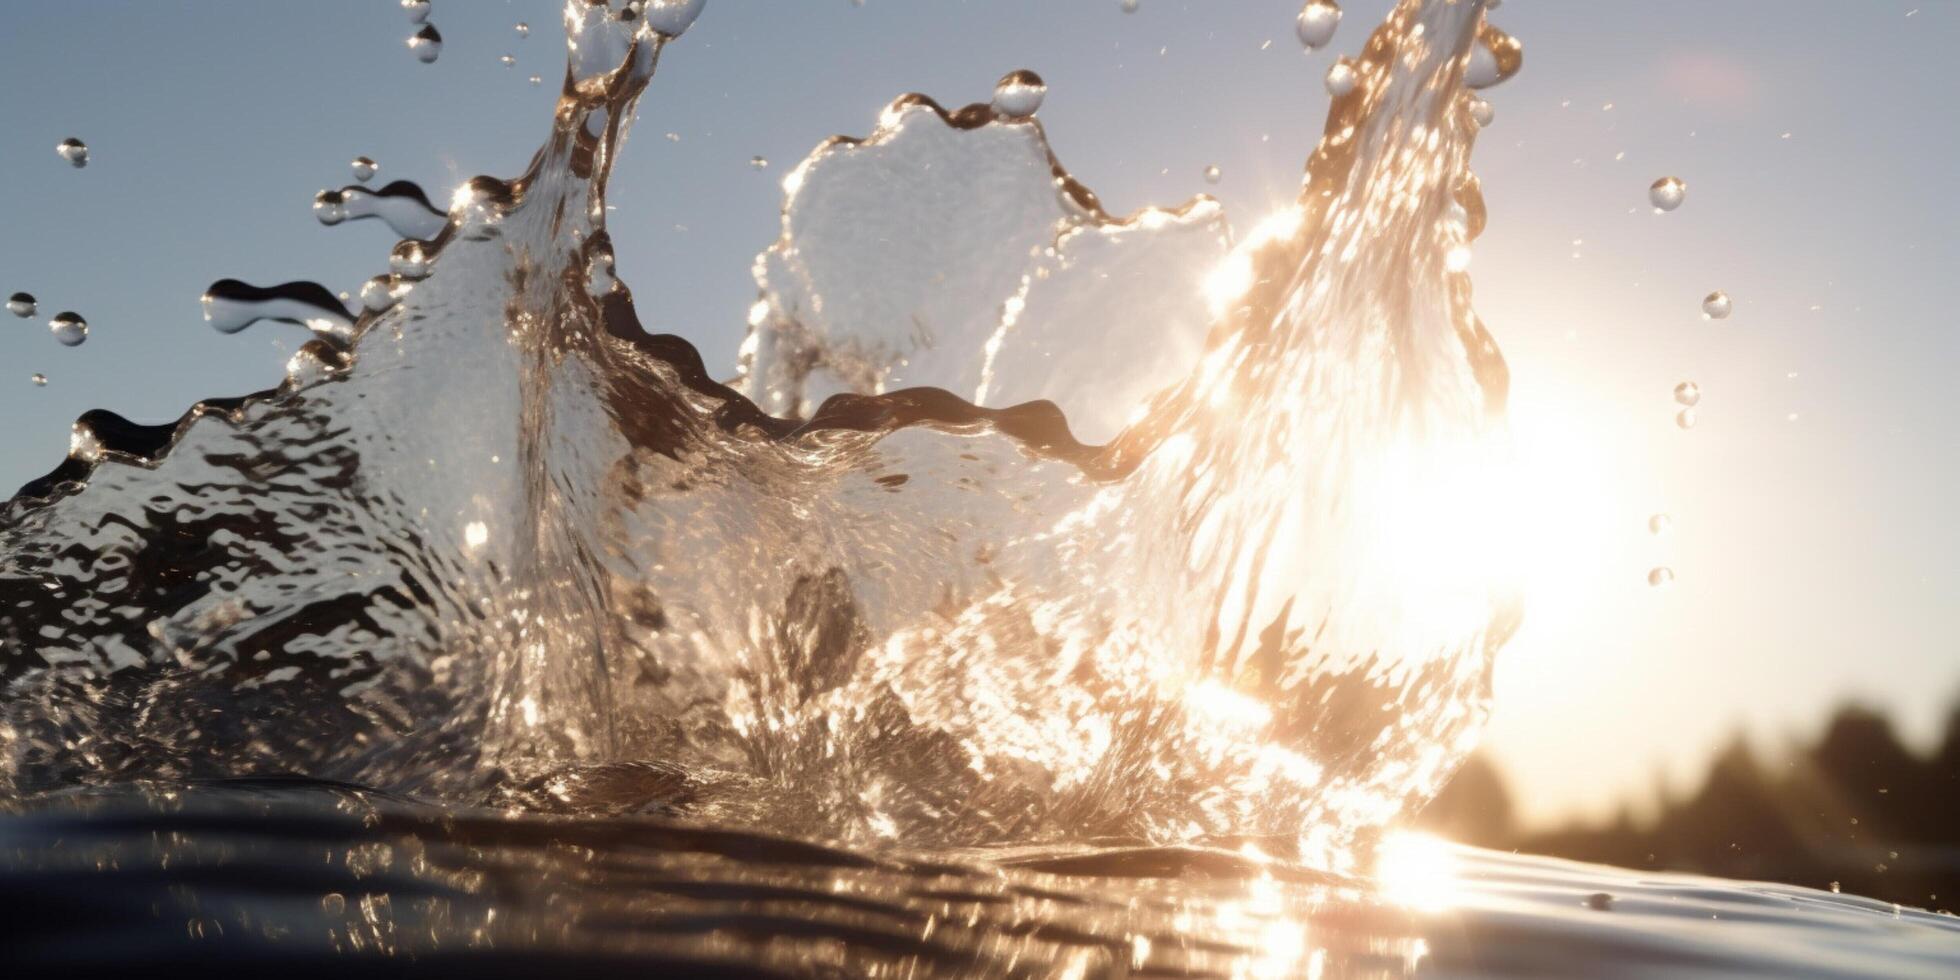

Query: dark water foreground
<box><xmin>1</xmin><ymin>781</ymin><xmax>1954</xmax><ymax>978</ymax></box>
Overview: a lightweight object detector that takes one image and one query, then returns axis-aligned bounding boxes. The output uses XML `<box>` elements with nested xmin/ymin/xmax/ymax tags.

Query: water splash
<box><xmin>0</xmin><ymin>0</ymin><xmax>1519</xmax><ymax>871</ymax></box>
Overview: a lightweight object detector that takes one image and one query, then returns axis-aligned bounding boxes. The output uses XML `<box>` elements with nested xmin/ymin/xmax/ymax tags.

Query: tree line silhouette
<box><xmin>1416</xmin><ymin>700</ymin><xmax>1960</xmax><ymax>910</ymax></box>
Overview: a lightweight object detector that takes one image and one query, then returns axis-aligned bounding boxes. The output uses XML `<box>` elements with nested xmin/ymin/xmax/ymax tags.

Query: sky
<box><xmin>1</xmin><ymin>0</ymin><xmax>1956</xmax><ymax>828</ymax></box>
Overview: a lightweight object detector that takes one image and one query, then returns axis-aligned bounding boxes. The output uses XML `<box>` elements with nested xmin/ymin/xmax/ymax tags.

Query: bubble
<box><xmin>500</xmin><ymin>54</ymin><xmax>516</xmax><ymax>68</ymax></box>
<box><xmin>1673</xmin><ymin>381</ymin><xmax>1700</xmax><ymax>407</ymax></box>
<box><xmin>1204</xmin><ymin>165</ymin><xmax>1222</xmax><ymax>185</ymax></box>
<box><xmin>1648</xmin><ymin>567</ymin><xmax>1674</xmax><ymax>588</ymax></box>
<box><xmin>49</xmin><ymin>311</ymin><xmax>88</xmax><ymax>347</ymax></box>
<box><xmin>1467</xmin><ymin>95</ymin><xmax>1493</xmax><ymax>127</ymax></box>
<box><xmin>1121</xmin><ymin>0</ymin><xmax>1140</xmax><ymax>11</ymax></box>
<box><xmin>401</xmin><ymin>0</ymin><xmax>431</xmax><ymax>24</ymax></box>
<box><xmin>56</xmin><ymin>138</ymin><xmax>88</xmax><ymax>169</ymax></box>
<box><xmin>1295</xmin><ymin>0</ymin><xmax>1341</xmax><ymax>51</ymax></box>
<box><xmin>1675</xmin><ymin>408</ymin><xmax>1698</xmax><ymax>430</ymax></box>
<box><xmin>1701</xmin><ymin>290</ymin><xmax>1732</xmax><ymax>320</ymax></box>
<box><xmin>408</xmin><ymin>25</ymin><xmax>442</xmax><ymax>64</ymax></box>
<box><xmin>645</xmin><ymin>0</ymin><xmax>707</xmax><ymax>38</ymax></box>
<box><xmin>514</xmin><ymin>21</ymin><xmax>529</xmax><ymax>38</ymax></box>
<box><xmin>351</xmin><ymin>156</ymin><xmax>377</xmax><ymax>183</ymax></box>
<box><xmin>313</xmin><ymin>190</ymin><xmax>347</xmax><ymax>226</ymax></box>
<box><xmin>1648</xmin><ymin>513</ymin><xmax>1671</xmax><ymax>536</ymax></box>
<box><xmin>6</xmin><ymin>292</ymin><xmax>34</xmax><ymax>318</ymax></box>
<box><xmin>1324</xmin><ymin>58</ymin><xmax>1358</xmax><ymax>98</ymax></box>
<box><xmin>1649</xmin><ymin>176</ymin><xmax>1686</xmax><ymax>212</ymax></box>
<box><xmin>320</xmin><ymin>893</ymin><xmax>346</xmax><ymax>915</ymax></box>
<box><xmin>991</xmin><ymin>70</ymin><xmax>1047</xmax><ymax>118</ymax></box>
<box><xmin>1464</xmin><ymin>23</ymin><xmax>1523</xmax><ymax>90</ymax></box>
<box><xmin>750</xmin><ymin>156</ymin><xmax>769</xmax><ymax>170</ymax></box>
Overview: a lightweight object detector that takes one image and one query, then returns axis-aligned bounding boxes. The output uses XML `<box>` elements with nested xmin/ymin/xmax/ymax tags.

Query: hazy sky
<box><xmin>1</xmin><ymin>1</ymin><xmax>1955</xmax><ymax>827</ymax></box>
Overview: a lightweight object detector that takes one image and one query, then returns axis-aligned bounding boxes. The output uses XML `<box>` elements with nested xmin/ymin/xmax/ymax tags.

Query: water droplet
<box><xmin>1648</xmin><ymin>513</ymin><xmax>1671</xmax><ymax>536</ymax></box>
<box><xmin>390</xmin><ymin>241</ymin><xmax>433</xmax><ymax>280</ymax></box>
<box><xmin>1586</xmin><ymin>892</ymin><xmax>1615</xmax><ymax>911</ymax></box>
<box><xmin>49</xmin><ymin>312</ymin><xmax>88</xmax><ymax>347</ymax></box>
<box><xmin>1121</xmin><ymin>0</ymin><xmax>1140</xmax><ymax>12</ymax></box>
<box><xmin>1649</xmin><ymin>176</ymin><xmax>1686</xmax><ymax>212</ymax></box>
<box><xmin>750</xmin><ymin>156</ymin><xmax>769</xmax><ymax>170</ymax></box>
<box><xmin>28</xmin><ymin>372</ymin><xmax>48</xmax><ymax>387</ymax></box>
<box><xmin>359</xmin><ymin>277</ymin><xmax>405</xmax><ymax>313</ymax></box>
<box><xmin>1325</xmin><ymin>58</ymin><xmax>1358</xmax><ymax>97</ymax></box>
<box><xmin>514</xmin><ymin>21</ymin><xmax>529</xmax><ymax>38</ymax></box>
<box><xmin>408</xmin><ymin>25</ymin><xmax>442</xmax><ymax>64</ymax></box>
<box><xmin>1648</xmin><ymin>567</ymin><xmax>1674</xmax><ymax>588</ymax></box>
<box><xmin>351</xmin><ymin>156</ymin><xmax>377</xmax><ymax>183</ymax></box>
<box><xmin>645</xmin><ymin>0</ymin><xmax>707</xmax><ymax>38</ymax></box>
<box><xmin>529</xmin><ymin>75</ymin><xmax>543</xmax><ymax>86</ymax></box>
<box><xmin>56</xmin><ymin>138</ymin><xmax>88</xmax><ymax>169</ymax></box>
<box><xmin>401</xmin><ymin>0</ymin><xmax>431</xmax><ymax>24</ymax></box>
<box><xmin>1203</xmin><ymin>164</ymin><xmax>1222</xmax><ymax>185</ymax></box>
<box><xmin>1701</xmin><ymin>290</ymin><xmax>1731</xmax><ymax>320</ymax></box>
<box><xmin>313</xmin><ymin>190</ymin><xmax>347</xmax><ymax>226</ymax></box>
<box><xmin>6</xmin><ymin>292</ymin><xmax>34</xmax><ymax>318</ymax></box>
<box><xmin>1295</xmin><ymin>0</ymin><xmax>1341</xmax><ymax>51</ymax></box>
<box><xmin>499</xmin><ymin>54</ymin><xmax>516</xmax><ymax>68</ymax></box>
<box><xmin>320</xmin><ymin>892</ymin><xmax>346</xmax><ymax>915</ymax></box>
<box><xmin>991</xmin><ymin>70</ymin><xmax>1047</xmax><ymax>118</ymax></box>
<box><xmin>1464</xmin><ymin>23</ymin><xmax>1523</xmax><ymax>89</ymax></box>
<box><xmin>1675</xmin><ymin>408</ymin><xmax>1698</xmax><ymax>430</ymax></box>
<box><xmin>1467</xmin><ymin>95</ymin><xmax>1494</xmax><ymax>127</ymax></box>
<box><xmin>1673</xmin><ymin>381</ymin><xmax>1700</xmax><ymax>407</ymax></box>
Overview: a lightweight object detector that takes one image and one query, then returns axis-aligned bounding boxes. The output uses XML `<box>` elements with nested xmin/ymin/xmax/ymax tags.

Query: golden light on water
<box><xmin>1376</xmin><ymin>832</ymin><xmax>1463</xmax><ymax>912</ymax></box>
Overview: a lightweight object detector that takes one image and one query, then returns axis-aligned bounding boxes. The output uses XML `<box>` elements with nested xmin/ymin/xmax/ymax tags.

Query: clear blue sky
<box><xmin>2</xmin><ymin>1</ymin><xmax>1955</xmax><ymax>826</ymax></box>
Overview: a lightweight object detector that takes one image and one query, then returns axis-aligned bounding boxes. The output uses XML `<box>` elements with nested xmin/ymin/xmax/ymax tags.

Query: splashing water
<box><xmin>0</xmin><ymin>0</ymin><xmax>1519</xmax><ymax>873</ymax></box>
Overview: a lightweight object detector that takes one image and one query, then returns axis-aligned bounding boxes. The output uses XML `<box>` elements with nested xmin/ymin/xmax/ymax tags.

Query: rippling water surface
<box><xmin>1</xmin><ymin>0</ymin><xmax>1954</xmax><ymax>974</ymax></box>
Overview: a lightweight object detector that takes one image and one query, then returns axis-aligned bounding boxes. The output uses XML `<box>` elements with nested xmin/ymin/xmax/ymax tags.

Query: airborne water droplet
<box><xmin>351</xmin><ymin>156</ymin><xmax>377</xmax><ymax>183</ymax></box>
<box><xmin>401</xmin><ymin>0</ymin><xmax>431</xmax><ymax>24</ymax></box>
<box><xmin>500</xmin><ymin>54</ymin><xmax>516</xmax><ymax>68</ymax></box>
<box><xmin>408</xmin><ymin>25</ymin><xmax>442</xmax><ymax>64</ymax></box>
<box><xmin>1648</xmin><ymin>567</ymin><xmax>1675</xmax><ymax>588</ymax></box>
<box><xmin>1204</xmin><ymin>165</ymin><xmax>1222</xmax><ymax>184</ymax></box>
<box><xmin>1676</xmin><ymin>408</ymin><xmax>1698</xmax><ymax>430</ymax></box>
<box><xmin>6</xmin><ymin>292</ymin><xmax>34</xmax><ymax>318</ymax></box>
<box><xmin>1324</xmin><ymin>58</ymin><xmax>1358</xmax><ymax>98</ymax></box>
<box><xmin>1121</xmin><ymin>0</ymin><xmax>1140</xmax><ymax>12</ymax></box>
<box><xmin>313</xmin><ymin>190</ymin><xmax>348</xmax><ymax>226</ymax></box>
<box><xmin>1467</xmin><ymin>95</ymin><xmax>1494</xmax><ymax>127</ymax></box>
<box><xmin>990</xmin><ymin>70</ymin><xmax>1047</xmax><ymax>118</ymax></box>
<box><xmin>529</xmin><ymin>75</ymin><xmax>543</xmax><ymax>86</ymax></box>
<box><xmin>1702</xmin><ymin>290</ymin><xmax>1732</xmax><ymax>320</ymax></box>
<box><xmin>1674</xmin><ymin>381</ymin><xmax>1700</xmax><ymax>407</ymax></box>
<box><xmin>1649</xmin><ymin>513</ymin><xmax>1671</xmax><ymax>536</ymax></box>
<box><xmin>30</xmin><ymin>373</ymin><xmax>48</xmax><ymax>387</ymax></box>
<box><xmin>49</xmin><ymin>312</ymin><xmax>88</xmax><ymax>347</ymax></box>
<box><xmin>1649</xmin><ymin>176</ymin><xmax>1686</xmax><ymax>212</ymax></box>
<box><xmin>514</xmin><ymin>21</ymin><xmax>529</xmax><ymax>39</ymax></box>
<box><xmin>1295</xmin><ymin>0</ymin><xmax>1341</xmax><ymax>51</ymax></box>
<box><xmin>750</xmin><ymin>156</ymin><xmax>769</xmax><ymax>170</ymax></box>
<box><xmin>645</xmin><ymin>0</ymin><xmax>707</xmax><ymax>38</ymax></box>
<box><xmin>56</xmin><ymin>138</ymin><xmax>88</xmax><ymax>169</ymax></box>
